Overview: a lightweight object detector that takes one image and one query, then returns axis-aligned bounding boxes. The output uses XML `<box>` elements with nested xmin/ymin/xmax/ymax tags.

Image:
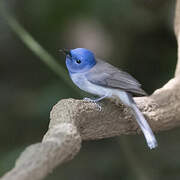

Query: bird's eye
<box><xmin>76</xmin><ymin>59</ymin><xmax>81</xmax><ymax>64</ymax></box>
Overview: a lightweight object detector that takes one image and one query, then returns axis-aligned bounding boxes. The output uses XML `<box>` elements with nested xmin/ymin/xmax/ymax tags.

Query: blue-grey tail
<box><xmin>130</xmin><ymin>100</ymin><xmax>158</xmax><ymax>149</ymax></box>
<box><xmin>116</xmin><ymin>91</ymin><xmax>158</xmax><ymax>149</ymax></box>
<box><xmin>117</xmin><ymin>91</ymin><xmax>158</xmax><ymax>149</ymax></box>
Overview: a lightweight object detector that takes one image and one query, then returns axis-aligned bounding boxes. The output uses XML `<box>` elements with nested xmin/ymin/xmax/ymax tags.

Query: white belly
<box><xmin>70</xmin><ymin>72</ymin><xmax>110</xmax><ymax>96</ymax></box>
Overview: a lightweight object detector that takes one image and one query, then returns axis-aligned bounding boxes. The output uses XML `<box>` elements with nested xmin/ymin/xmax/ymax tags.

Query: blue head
<box><xmin>61</xmin><ymin>48</ymin><xmax>96</xmax><ymax>73</ymax></box>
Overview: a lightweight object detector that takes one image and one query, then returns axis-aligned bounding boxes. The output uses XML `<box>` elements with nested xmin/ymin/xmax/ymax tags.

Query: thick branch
<box><xmin>2</xmin><ymin>78</ymin><xmax>180</xmax><ymax>180</ymax></box>
<box><xmin>1</xmin><ymin>124</ymin><xmax>81</xmax><ymax>180</ymax></box>
<box><xmin>49</xmin><ymin>79</ymin><xmax>180</xmax><ymax>140</ymax></box>
<box><xmin>1</xmin><ymin>1</ymin><xmax>180</xmax><ymax>180</ymax></box>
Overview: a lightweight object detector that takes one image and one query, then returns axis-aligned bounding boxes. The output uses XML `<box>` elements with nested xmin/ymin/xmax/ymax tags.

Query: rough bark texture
<box><xmin>1</xmin><ymin>1</ymin><xmax>180</xmax><ymax>180</ymax></box>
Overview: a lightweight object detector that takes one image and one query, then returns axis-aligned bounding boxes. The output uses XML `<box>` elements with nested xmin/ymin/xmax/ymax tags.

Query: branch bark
<box><xmin>1</xmin><ymin>1</ymin><xmax>180</xmax><ymax>180</ymax></box>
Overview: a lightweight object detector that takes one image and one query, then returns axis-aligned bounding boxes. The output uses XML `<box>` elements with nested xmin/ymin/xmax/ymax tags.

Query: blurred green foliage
<box><xmin>0</xmin><ymin>0</ymin><xmax>179</xmax><ymax>179</ymax></box>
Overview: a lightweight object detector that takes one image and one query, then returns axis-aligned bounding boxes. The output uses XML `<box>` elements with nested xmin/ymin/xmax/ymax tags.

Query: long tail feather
<box><xmin>131</xmin><ymin>102</ymin><xmax>158</xmax><ymax>149</ymax></box>
<box><xmin>116</xmin><ymin>91</ymin><xmax>158</xmax><ymax>149</ymax></box>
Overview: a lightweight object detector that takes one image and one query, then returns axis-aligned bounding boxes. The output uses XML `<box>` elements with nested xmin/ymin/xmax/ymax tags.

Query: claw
<box><xmin>83</xmin><ymin>97</ymin><xmax>102</xmax><ymax>111</ymax></box>
<box><xmin>95</xmin><ymin>103</ymin><xmax>102</xmax><ymax>111</ymax></box>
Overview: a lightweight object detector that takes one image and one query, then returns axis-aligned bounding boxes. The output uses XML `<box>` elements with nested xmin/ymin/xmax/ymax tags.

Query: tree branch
<box><xmin>1</xmin><ymin>124</ymin><xmax>81</xmax><ymax>180</ymax></box>
<box><xmin>1</xmin><ymin>1</ymin><xmax>180</xmax><ymax>180</ymax></box>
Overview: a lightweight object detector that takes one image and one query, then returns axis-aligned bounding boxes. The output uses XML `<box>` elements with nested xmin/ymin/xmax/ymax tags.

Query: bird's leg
<box><xmin>83</xmin><ymin>94</ymin><xmax>108</xmax><ymax>103</ymax></box>
<box><xmin>83</xmin><ymin>94</ymin><xmax>109</xmax><ymax>111</ymax></box>
<box><xmin>94</xmin><ymin>95</ymin><xmax>108</xmax><ymax>102</ymax></box>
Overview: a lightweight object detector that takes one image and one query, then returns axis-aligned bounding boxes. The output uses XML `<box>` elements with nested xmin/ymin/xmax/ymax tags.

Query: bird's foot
<box><xmin>83</xmin><ymin>97</ymin><xmax>102</xmax><ymax>111</ymax></box>
<box><xmin>83</xmin><ymin>97</ymin><xmax>95</xmax><ymax>102</ymax></box>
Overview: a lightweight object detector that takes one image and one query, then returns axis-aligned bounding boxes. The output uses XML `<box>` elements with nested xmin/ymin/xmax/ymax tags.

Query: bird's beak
<box><xmin>59</xmin><ymin>49</ymin><xmax>72</xmax><ymax>57</ymax></box>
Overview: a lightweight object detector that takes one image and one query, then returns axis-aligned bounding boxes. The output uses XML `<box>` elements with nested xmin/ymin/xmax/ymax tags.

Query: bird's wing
<box><xmin>85</xmin><ymin>59</ymin><xmax>147</xmax><ymax>96</ymax></box>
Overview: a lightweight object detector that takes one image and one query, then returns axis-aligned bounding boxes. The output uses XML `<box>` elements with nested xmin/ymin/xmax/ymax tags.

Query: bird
<box><xmin>60</xmin><ymin>48</ymin><xmax>158</xmax><ymax>149</ymax></box>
